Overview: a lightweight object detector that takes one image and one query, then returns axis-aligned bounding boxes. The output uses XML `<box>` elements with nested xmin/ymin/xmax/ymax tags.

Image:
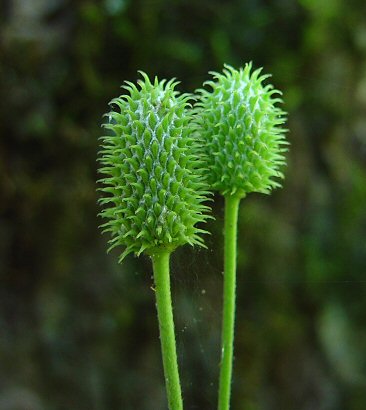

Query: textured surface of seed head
<box><xmin>98</xmin><ymin>73</ymin><xmax>210</xmax><ymax>261</ymax></box>
<box><xmin>195</xmin><ymin>63</ymin><xmax>288</xmax><ymax>197</ymax></box>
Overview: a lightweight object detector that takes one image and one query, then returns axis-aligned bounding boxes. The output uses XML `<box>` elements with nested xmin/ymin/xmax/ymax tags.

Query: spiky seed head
<box><xmin>195</xmin><ymin>62</ymin><xmax>288</xmax><ymax>198</ymax></box>
<box><xmin>98</xmin><ymin>72</ymin><xmax>210</xmax><ymax>261</ymax></box>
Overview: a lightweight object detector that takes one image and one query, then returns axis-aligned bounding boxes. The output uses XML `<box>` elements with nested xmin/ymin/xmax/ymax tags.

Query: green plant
<box><xmin>98</xmin><ymin>73</ymin><xmax>210</xmax><ymax>410</ymax></box>
<box><xmin>195</xmin><ymin>62</ymin><xmax>288</xmax><ymax>410</ymax></box>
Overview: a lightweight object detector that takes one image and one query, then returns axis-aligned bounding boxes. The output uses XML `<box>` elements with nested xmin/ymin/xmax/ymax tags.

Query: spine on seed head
<box><xmin>98</xmin><ymin>72</ymin><xmax>211</xmax><ymax>261</ymax></box>
<box><xmin>195</xmin><ymin>62</ymin><xmax>288</xmax><ymax>198</ymax></box>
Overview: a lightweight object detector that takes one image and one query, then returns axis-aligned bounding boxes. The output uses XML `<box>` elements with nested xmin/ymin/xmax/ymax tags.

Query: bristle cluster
<box><xmin>195</xmin><ymin>63</ymin><xmax>288</xmax><ymax>198</ymax></box>
<box><xmin>98</xmin><ymin>73</ymin><xmax>210</xmax><ymax>260</ymax></box>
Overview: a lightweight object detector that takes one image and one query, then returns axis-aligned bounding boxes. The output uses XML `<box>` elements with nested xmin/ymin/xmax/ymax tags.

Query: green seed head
<box><xmin>196</xmin><ymin>63</ymin><xmax>288</xmax><ymax>198</ymax></box>
<box><xmin>98</xmin><ymin>72</ymin><xmax>210</xmax><ymax>261</ymax></box>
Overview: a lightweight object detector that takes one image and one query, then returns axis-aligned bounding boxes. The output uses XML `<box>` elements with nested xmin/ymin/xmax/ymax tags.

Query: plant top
<box><xmin>196</xmin><ymin>63</ymin><xmax>288</xmax><ymax>198</ymax></box>
<box><xmin>98</xmin><ymin>73</ymin><xmax>210</xmax><ymax>261</ymax></box>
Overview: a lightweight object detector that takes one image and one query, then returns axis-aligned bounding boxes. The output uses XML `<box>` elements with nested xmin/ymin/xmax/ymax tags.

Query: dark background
<box><xmin>1</xmin><ymin>0</ymin><xmax>366</xmax><ymax>409</ymax></box>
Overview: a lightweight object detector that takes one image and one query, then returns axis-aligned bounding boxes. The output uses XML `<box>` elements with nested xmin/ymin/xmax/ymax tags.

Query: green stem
<box><xmin>218</xmin><ymin>195</ymin><xmax>241</xmax><ymax>410</ymax></box>
<box><xmin>152</xmin><ymin>251</ymin><xmax>183</xmax><ymax>410</ymax></box>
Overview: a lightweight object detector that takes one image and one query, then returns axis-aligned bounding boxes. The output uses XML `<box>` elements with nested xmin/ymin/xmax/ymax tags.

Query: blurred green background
<box><xmin>1</xmin><ymin>0</ymin><xmax>366</xmax><ymax>409</ymax></box>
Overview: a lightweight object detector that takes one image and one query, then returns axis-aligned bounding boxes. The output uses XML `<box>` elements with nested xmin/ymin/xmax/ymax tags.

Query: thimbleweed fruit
<box><xmin>196</xmin><ymin>62</ymin><xmax>287</xmax><ymax>198</ymax></box>
<box><xmin>195</xmin><ymin>63</ymin><xmax>288</xmax><ymax>410</ymax></box>
<box><xmin>98</xmin><ymin>72</ymin><xmax>211</xmax><ymax>410</ymax></box>
<box><xmin>99</xmin><ymin>72</ymin><xmax>209</xmax><ymax>261</ymax></box>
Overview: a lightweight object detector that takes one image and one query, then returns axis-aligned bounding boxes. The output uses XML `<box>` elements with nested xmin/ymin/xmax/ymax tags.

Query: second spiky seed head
<box><xmin>196</xmin><ymin>63</ymin><xmax>288</xmax><ymax>198</ymax></box>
